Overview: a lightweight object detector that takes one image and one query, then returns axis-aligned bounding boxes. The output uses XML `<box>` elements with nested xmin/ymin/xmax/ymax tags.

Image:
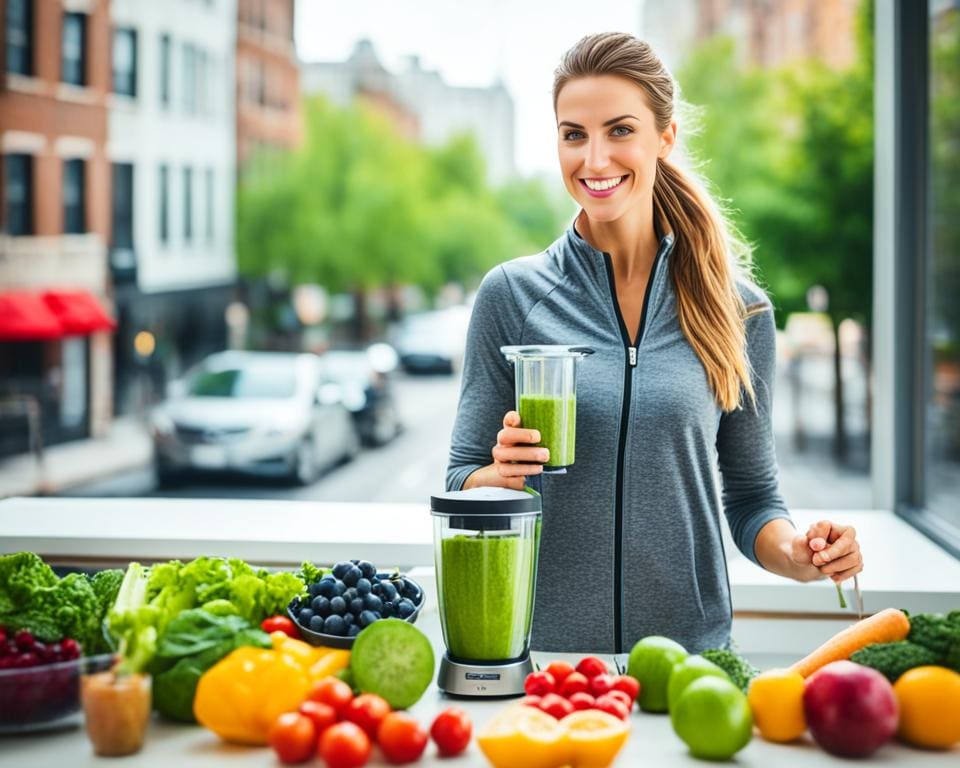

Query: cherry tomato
<box><xmin>523</xmin><ymin>670</ymin><xmax>556</xmax><ymax>697</ymax></box>
<box><xmin>575</xmin><ymin>656</ymin><xmax>609</xmax><ymax>679</ymax></box>
<box><xmin>558</xmin><ymin>671</ymin><xmax>590</xmax><ymax>697</ymax></box>
<box><xmin>589</xmin><ymin>672</ymin><xmax>615</xmax><ymax>697</ymax></box>
<box><xmin>538</xmin><ymin>693</ymin><xmax>575</xmax><ymax>720</ymax></box>
<box><xmin>518</xmin><ymin>695</ymin><xmax>542</xmax><ymax>708</ymax></box>
<box><xmin>605</xmin><ymin>690</ymin><xmax>633</xmax><ymax>709</ymax></box>
<box><xmin>611</xmin><ymin>674</ymin><xmax>640</xmax><ymax>702</ymax></box>
<box><xmin>307</xmin><ymin>676</ymin><xmax>354</xmax><ymax>716</ymax></box>
<box><xmin>543</xmin><ymin>660</ymin><xmax>576</xmax><ymax>687</ymax></box>
<box><xmin>319</xmin><ymin>721</ymin><xmax>372</xmax><ymax>768</ymax></box>
<box><xmin>269</xmin><ymin>712</ymin><xmax>316</xmax><ymax>765</ymax></box>
<box><xmin>261</xmin><ymin>615</ymin><xmax>299</xmax><ymax>638</ymax></box>
<box><xmin>429</xmin><ymin>707</ymin><xmax>472</xmax><ymax>757</ymax></box>
<box><xmin>377</xmin><ymin>711</ymin><xmax>429</xmax><ymax>763</ymax></box>
<box><xmin>343</xmin><ymin>693</ymin><xmax>392</xmax><ymax>739</ymax></box>
<box><xmin>568</xmin><ymin>692</ymin><xmax>597</xmax><ymax>711</ymax></box>
<box><xmin>299</xmin><ymin>700</ymin><xmax>337</xmax><ymax>736</ymax></box>
<box><xmin>594</xmin><ymin>694</ymin><xmax>630</xmax><ymax>721</ymax></box>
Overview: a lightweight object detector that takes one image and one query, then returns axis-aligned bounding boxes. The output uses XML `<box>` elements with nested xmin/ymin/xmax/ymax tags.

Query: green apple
<box><xmin>626</xmin><ymin>636</ymin><xmax>688</xmax><ymax>713</ymax></box>
<box><xmin>667</xmin><ymin>655</ymin><xmax>730</xmax><ymax>712</ymax></box>
<box><xmin>671</xmin><ymin>676</ymin><xmax>753</xmax><ymax>760</ymax></box>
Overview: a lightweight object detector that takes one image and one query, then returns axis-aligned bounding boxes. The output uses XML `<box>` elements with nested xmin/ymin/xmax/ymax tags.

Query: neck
<box><xmin>576</xmin><ymin>203</ymin><xmax>660</xmax><ymax>283</ymax></box>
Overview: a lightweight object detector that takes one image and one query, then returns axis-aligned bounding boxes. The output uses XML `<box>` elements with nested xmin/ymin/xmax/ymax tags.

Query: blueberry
<box><xmin>371</xmin><ymin>582</ymin><xmax>382</xmax><ymax>596</ymax></box>
<box><xmin>363</xmin><ymin>594</ymin><xmax>383</xmax><ymax>613</ymax></box>
<box><xmin>330</xmin><ymin>596</ymin><xmax>347</xmax><ymax>616</ymax></box>
<box><xmin>350</xmin><ymin>558</ymin><xmax>360</xmax><ymax>565</ymax></box>
<box><xmin>317</xmin><ymin>580</ymin><xmax>336</xmax><ymax>598</ymax></box>
<box><xmin>348</xmin><ymin>624</ymin><xmax>361</xmax><ymax>637</ymax></box>
<box><xmin>343</xmin><ymin>565</ymin><xmax>362</xmax><ymax>587</ymax></box>
<box><xmin>359</xmin><ymin>610</ymin><xmax>378</xmax><ymax>628</ymax></box>
<box><xmin>332</xmin><ymin>579</ymin><xmax>346</xmax><ymax>597</ymax></box>
<box><xmin>349</xmin><ymin>597</ymin><xmax>364</xmax><ymax>615</ymax></box>
<box><xmin>381</xmin><ymin>601</ymin><xmax>395</xmax><ymax>618</ymax></box>
<box><xmin>356</xmin><ymin>578</ymin><xmax>372</xmax><ymax>596</ymax></box>
<box><xmin>379</xmin><ymin>580</ymin><xmax>398</xmax><ymax>602</ymax></box>
<box><xmin>332</xmin><ymin>562</ymin><xmax>351</xmax><ymax>579</ymax></box>
<box><xmin>311</xmin><ymin>596</ymin><xmax>331</xmax><ymax>616</ymax></box>
<box><xmin>358</xmin><ymin>560</ymin><xmax>376</xmax><ymax>579</ymax></box>
<box><xmin>323</xmin><ymin>615</ymin><xmax>347</xmax><ymax>636</ymax></box>
<box><xmin>372</xmin><ymin>611</ymin><xmax>382</xmax><ymax>620</ymax></box>
<box><xmin>307</xmin><ymin>582</ymin><xmax>322</xmax><ymax>598</ymax></box>
<box><xmin>343</xmin><ymin>587</ymin><xmax>358</xmax><ymax>603</ymax></box>
<box><xmin>397</xmin><ymin>599</ymin><xmax>415</xmax><ymax>619</ymax></box>
<box><xmin>298</xmin><ymin>608</ymin><xmax>315</xmax><ymax>625</ymax></box>
<box><xmin>309</xmin><ymin>615</ymin><xmax>326</xmax><ymax>632</ymax></box>
<box><xmin>343</xmin><ymin>612</ymin><xmax>354</xmax><ymax>626</ymax></box>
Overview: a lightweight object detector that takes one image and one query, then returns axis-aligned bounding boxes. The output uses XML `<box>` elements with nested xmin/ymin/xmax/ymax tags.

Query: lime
<box><xmin>670</xmin><ymin>676</ymin><xmax>753</xmax><ymax>760</ymax></box>
<box><xmin>351</xmin><ymin>619</ymin><xmax>435</xmax><ymax>710</ymax></box>
<box><xmin>666</xmin><ymin>655</ymin><xmax>729</xmax><ymax>712</ymax></box>
<box><xmin>627</xmin><ymin>636</ymin><xmax>688</xmax><ymax>713</ymax></box>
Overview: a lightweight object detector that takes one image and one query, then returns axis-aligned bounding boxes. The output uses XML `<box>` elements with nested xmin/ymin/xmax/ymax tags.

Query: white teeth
<box><xmin>584</xmin><ymin>176</ymin><xmax>624</xmax><ymax>191</ymax></box>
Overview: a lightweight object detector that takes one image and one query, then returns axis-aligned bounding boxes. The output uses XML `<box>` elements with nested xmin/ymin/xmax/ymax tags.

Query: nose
<box><xmin>584</xmin><ymin>138</ymin><xmax>611</xmax><ymax>174</ymax></box>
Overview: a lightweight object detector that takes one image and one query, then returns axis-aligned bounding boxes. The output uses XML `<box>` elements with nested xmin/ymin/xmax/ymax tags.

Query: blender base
<box><xmin>437</xmin><ymin>653</ymin><xmax>534</xmax><ymax>697</ymax></box>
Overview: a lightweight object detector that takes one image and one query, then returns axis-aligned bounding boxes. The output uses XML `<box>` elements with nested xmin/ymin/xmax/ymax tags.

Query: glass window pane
<box><xmin>160</xmin><ymin>34</ymin><xmax>171</xmax><ymax>106</ymax></box>
<box><xmin>113</xmin><ymin>28</ymin><xmax>137</xmax><ymax>97</ymax></box>
<box><xmin>159</xmin><ymin>164</ymin><xmax>169</xmax><ymax>244</ymax></box>
<box><xmin>5</xmin><ymin>0</ymin><xmax>32</xmax><ymax>76</ymax></box>
<box><xmin>926</xmin><ymin>4</ymin><xmax>960</xmax><ymax>532</ymax></box>
<box><xmin>63</xmin><ymin>158</ymin><xmax>85</xmax><ymax>234</ymax></box>
<box><xmin>111</xmin><ymin>162</ymin><xmax>134</xmax><ymax>249</ymax></box>
<box><xmin>61</xmin><ymin>13</ymin><xmax>86</xmax><ymax>86</ymax></box>
<box><xmin>5</xmin><ymin>154</ymin><xmax>33</xmax><ymax>236</ymax></box>
<box><xmin>183</xmin><ymin>167</ymin><xmax>193</xmax><ymax>242</ymax></box>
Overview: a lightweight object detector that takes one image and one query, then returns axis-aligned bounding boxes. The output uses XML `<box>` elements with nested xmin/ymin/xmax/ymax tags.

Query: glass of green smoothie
<box><xmin>501</xmin><ymin>345</ymin><xmax>593</xmax><ymax>473</ymax></box>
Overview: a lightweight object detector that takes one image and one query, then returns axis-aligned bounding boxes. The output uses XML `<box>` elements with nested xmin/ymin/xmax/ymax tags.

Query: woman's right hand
<box><xmin>463</xmin><ymin>411</ymin><xmax>549</xmax><ymax>490</ymax></box>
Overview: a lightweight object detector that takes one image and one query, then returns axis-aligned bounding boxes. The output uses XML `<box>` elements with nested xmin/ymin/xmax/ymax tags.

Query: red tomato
<box><xmin>568</xmin><ymin>692</ymin><xmax>597</xmax><ymax>711</ymax></box>
<box><xmin>558</xmin><ymin>671</ymin><xmax>590</xmax><ymax>697</ymax></box>
<box><xmin>605</xmin><ymin>690</ymin><xmax>633</xmax><ymax>709</ymax></box>
<box><xmin>430</xmin><ymin>707</ymin><xmax>472</xmax><ymax>757</ymax></box>
<box><xmin>538</xmin><ymin>693</ymin><xmax>575</xmax><ymax>720</ymax></box>
<box><xmin>307</xmin><ymin>676</ymin><xmax>354</xmax><ymax>716</ymax></box>
<box><xmin>299</xmin><ymin>700</ymin><xmax>337</xmax><ymax>736</ymax></box>
<box><xmin>343</xmin><ymin>693</ymin><xmax>392</xmax><ymax>739</ymax></box>
<box><xmin>524</xmin><ymin>670</ymin><xmax>556</xmax><ymax>697</ymax></box>
<box><xmin>594</xmin><ymin>694</ymin><xmax>630</xmax><ymax>721</ymax></box>
<box><xmin>319</xmin><ymin>721</ymin><xmax>372</xmax><ymax>768</ymax></box>
<box><xmin>575</xmin><ymin>656</ymin><xmax>609</xmax><ymax>679</ymax></box>
<box><xmin>589</xmin><ymin>673</ymin><xmax>615</xmax><ymax>697</ymax></box>
<box><xmin>377</xmin><ymin>712</ymin><xmax>429</xmax><ymax>764</ymax></box>
<box><xmin>543</xmin><ymin>660</ymin><xmax>576</xmax><ymax>687</ymax></box>
<box><xmin>269</xmin><ymin>712</ymin><xmax>316</xmax><ymax>765</ymax></box>
<box><xmin>611</xmin><ymin>674</ymin><xmax>640</xmax><ymax>702</ymax></box>
<box><xmin>261</xmin><ymin>615</ymin><xmax>299</xmax><ymax>638</ymax></box>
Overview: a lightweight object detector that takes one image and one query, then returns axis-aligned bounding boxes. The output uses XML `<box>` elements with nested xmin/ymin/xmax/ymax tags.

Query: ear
<box><xmin>658</xmin><ymin>120</ymin><xmax>678</xmax><ymax>159</ymax></box>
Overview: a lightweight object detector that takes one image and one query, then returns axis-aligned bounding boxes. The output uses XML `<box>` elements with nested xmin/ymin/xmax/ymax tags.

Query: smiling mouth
<box><xmin>579</xmin><ymin>175</ymin><xmax>628</xmax><ymax>192</ymax></box>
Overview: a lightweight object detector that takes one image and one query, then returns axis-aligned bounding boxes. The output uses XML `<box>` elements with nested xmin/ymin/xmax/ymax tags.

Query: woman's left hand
<box><xmin>789</xmin><ymin>520</ymin><xmax>864</xmax><ymax>583</ymax></box>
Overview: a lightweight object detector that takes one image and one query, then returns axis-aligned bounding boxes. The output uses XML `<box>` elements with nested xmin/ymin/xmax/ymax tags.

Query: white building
<box><xmin>301</xmin><ymin>41</ymin><xmax>516</xmax><ymax>185</ymax></box>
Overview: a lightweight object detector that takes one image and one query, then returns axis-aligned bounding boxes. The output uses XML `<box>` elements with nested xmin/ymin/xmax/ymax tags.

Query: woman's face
<box><xmin>556</xmin><ymin>75</ymin><xmax>676</xmax><ymax>224</ymax></box>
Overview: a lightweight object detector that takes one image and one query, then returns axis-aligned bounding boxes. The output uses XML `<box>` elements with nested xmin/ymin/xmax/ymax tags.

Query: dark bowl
<box><xmin>288</xmin><ymin>572</ymin><xmax>425</xmax><ymax>649</ymax></box>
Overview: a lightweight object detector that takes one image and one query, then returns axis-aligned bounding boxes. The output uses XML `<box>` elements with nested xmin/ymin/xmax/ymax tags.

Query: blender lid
<box><xmin>500</xmin><ymin>345</ymin><xmax>594</xmax><ymax>361</ymax></box>
<box><xmin>430</xmin><ymin>487</ymin><xmax>541</xmax><ymax>516</ymax></box>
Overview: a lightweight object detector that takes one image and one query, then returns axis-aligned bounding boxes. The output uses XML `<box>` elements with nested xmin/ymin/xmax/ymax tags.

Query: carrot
<box><xmin>790</xmin><ymin>608</ymin><xmax>911</xmax><ymax>678</ymax></box>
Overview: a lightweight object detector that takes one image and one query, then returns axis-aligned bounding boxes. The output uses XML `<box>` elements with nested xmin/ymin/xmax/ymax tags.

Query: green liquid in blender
<box><xmin>519</xmin><ymin>394</ymin><xmax>576</xmax><ymax>467</ymax></box>
<box><xmin>440</xmin><ymin>533</ymin><xmax>535</xmax><ymax>661</ymax></box>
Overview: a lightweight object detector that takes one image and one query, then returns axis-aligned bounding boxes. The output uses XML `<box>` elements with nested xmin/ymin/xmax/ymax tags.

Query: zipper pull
<box><xmin>628</xmin><ymin>347</ymin><xmax>637</xmax><ymax>367</ymax></box>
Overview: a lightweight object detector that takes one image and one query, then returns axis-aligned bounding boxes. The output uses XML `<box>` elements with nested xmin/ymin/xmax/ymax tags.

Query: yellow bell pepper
<box><xmin>195</xmin><ymin>635</ymin><xmax>352</xmax><ymax>745</ymax></box>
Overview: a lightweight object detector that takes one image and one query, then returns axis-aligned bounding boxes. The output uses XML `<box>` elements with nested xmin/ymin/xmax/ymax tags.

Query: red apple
<box><xmin>803</xmin><ymin>661</ymin><xmax>899</xmax><ymax>758</ymax></box>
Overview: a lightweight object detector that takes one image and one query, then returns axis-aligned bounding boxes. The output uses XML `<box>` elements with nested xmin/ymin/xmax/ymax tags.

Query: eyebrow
<box><xmin>557</xmin><ymin>114</ymin><xmax>639</xmax><ymax>130</ymax></box>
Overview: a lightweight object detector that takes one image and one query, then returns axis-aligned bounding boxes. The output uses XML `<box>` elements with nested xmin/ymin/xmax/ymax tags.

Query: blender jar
<box><xmin>501</xmin><ymin>345</ymin><xmax>593</xmax><ymax>472</ymax></box>
<box><xmin>431</xmin><ymin>488</ymin><xmax>541</xmax><ymax>663</ymax></box>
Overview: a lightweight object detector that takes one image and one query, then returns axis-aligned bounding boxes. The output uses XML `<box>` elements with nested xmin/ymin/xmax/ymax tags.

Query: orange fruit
<box><xmin>561</xmin><ymin>709</ymin><xmax>630</xmax><ymax>768</ymax></box>
<box><xmin>747</xmin><ymin>668</ymin><xmax>806</xmax><ymax>743</ymax></box>
<box><xmin>476</xmin><ymin>705</ymin><xmax>568</xmax><ymax>768</ymax></box>
<box><xmin>893</xmin><ymin>665</ymin><xmax>960</xmax><ymax>750</ymax></box>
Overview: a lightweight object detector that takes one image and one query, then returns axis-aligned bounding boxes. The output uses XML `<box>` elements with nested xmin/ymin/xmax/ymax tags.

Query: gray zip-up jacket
<box><xmin>446</xmin><ymin>223</ymin><xmax>793</xmax><ymax>655</ymax></box>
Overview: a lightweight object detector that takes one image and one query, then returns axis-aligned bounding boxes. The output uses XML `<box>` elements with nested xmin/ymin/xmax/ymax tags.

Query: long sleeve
<box><xmin>445</xmin><ymin>266</ymin><xmax>523</xmax><ymax>491</ymax></box>
<box><xmin>716</xmin><ymin>305</ymin><xmax>793</xmax><ymax>565</ymax></box>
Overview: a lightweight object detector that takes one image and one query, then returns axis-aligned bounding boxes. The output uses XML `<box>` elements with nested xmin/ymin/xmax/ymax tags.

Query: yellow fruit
<box><xmin>477</xmin><ymin>705</ymin><xmax>568</xmax><ymax>768</ymax></box>
<box><xmin>747</xmin><ymin>668</ymin><xmax>806</xmax><ymax>743</ymax></box>
<box><xmin>894</xmin><ymin>666</ymin><xmax>960</xmax><ymax>750</ymax></box>
<box><xmin>561</xmin><ymin>709</ymin><xmax>630</xmax><ymax>768</ymax></box>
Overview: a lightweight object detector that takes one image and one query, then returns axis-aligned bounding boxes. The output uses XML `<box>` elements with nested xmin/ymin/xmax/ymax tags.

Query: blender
<box><xmin>501</xmin><ymin>346</ymin><xmax>593</xmax><ymax>473</ymax></box>
<box><xmin>431</xmin><ymin>487</ymin><xmax>541</xmax><ymax>697</ymax></box>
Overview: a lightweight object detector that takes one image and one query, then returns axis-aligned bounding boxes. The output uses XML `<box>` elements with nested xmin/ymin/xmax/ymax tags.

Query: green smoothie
<box><xmin>519</xmin><ymin>394</ymin><xmax>576</xmax><ymax>467</ymax></box>
<box><xmin>439</xmin><ymin>532</ymin><xmax>536</xmax><ymax>660</ymax></box>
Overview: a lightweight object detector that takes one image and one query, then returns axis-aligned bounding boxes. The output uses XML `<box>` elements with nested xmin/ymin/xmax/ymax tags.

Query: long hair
<box><xmin>553</xmin><ymin>32</ymin><xmax>764</xmax><ymax>411</ymax></box>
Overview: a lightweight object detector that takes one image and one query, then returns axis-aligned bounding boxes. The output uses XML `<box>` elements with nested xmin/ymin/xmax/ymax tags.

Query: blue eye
<box><xmin>611</xmin><ymin>125</ymin><xmax>633</xmax><ymax>137</ymax></box>
<box><xmin>562</xmin><ymin>130</ymin><xmax>584</xmax><ymax>141</ymax></box>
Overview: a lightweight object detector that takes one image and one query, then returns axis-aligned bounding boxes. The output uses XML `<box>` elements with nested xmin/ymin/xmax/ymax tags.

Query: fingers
<box><xmin>811</xmin><ymin>526</ymin><xmax>858</xmax><ymax>567</ymax></box>
<box><xmin>828</xmin><ymin>563</ymin><xmax>863</xmax><ymax>583</ymax></box>
<box><xmin>791</xmin><ymin>533</ymin><xmax>814</xmax><ymax>566</ymax></box>
<box><xmin>818</xmin><ymin>551</ymin><xmax>860</xmax><ymax>576</ymax></box>
<box><xmin>503</xmin><ymin>411</ymin><xmax>521</xmax><ymax>428</ymax></box>
<box><xmin>806</xmin><ymin>520</ymin><xmax>832</xmax><ymax>551</ymax></box>
<box><xmin>498</xmin><ymin>425</ymin><xmax>542</xmax><ymax>447</ymax></box>
<box><xmin>497</xmin><ymin>462</ymin><xmax>542</xmax><ymax>478</ymax></box>
<box><xmin>492</xmin><ymin>445</ymin><xmax>549</xmax><ymax>464</ymax></box>
<box><xmin>503</xmin><ymin>476</ymin><xmax>527</xmax><ymax>491</ymax></box>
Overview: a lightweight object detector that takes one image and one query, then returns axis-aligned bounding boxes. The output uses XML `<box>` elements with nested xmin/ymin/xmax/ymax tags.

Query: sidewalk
<box><xmin>0</xmin><ymin>416</ymin><xmax>153</xmax><ymax>499</ymax></box>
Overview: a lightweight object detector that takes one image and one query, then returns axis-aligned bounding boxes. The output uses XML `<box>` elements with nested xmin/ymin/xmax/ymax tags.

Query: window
<box><xmin>63</xmin><ymin>159</ymin><xmax>85</xmax><ymax>234</ymax></box>
<box><xmin>159</xmin><ymin>164</ymin><xmax>169</xmax><ymax>245</ymax></box>
<box><xmin>111</xmin><ymin>163</ymin><xmax>134</xmax><ymax>250</ymax></box>
<box><xmin>160</xmin><ymin>34</ymin><xmax>172</xmax><ymax>107</ymax></box>
<box><xmin>183</xmin><ymin>43</ymin><xmax>196</xmax><ymax>113</ymax></box>
<box><xmin>205</xmin><ymin>168</ymin><xmax>214</xmax><ymax>243</ymax></box>
<box><xmin>4</xmin><ymin>154</ymin><xmax>33</xmax><ymax>236</ymax></box>
<box><xmin>112</xmin><ymin>27</ymin><xmax>137</xmax><ymax>97</ymax></box>
<box><xmin>5</xmin><ymin>0</ymin><xmax>32</xmax><ymax>76</ymax></box>
<box><xmin>61</xmin><ymin>13</ymin><xmax>87</xmax><ymax>87</ymax></box>
<box><xmin>183</xmin><ymin>167</ymin><xmax>193</xmax><ymax>242</ymax></box>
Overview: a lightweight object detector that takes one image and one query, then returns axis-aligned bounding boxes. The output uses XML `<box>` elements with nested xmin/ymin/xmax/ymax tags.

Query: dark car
<box><xmin>320</xmin><ymin>345</ymin><xmax>402</xmax><ymax>446</ymax></box>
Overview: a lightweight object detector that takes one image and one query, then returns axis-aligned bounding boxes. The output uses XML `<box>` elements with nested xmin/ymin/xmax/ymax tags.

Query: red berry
<box><xmin>14</xmin><ymin>652</ymin><xmax>39</xmax><ymax>668</ymax></box>
<box><xmin>518</xmin><ymin>695</ymin><xmax>542</xmax><ymax>708</ymax></box>
<box><xmin>558</xmin><ymin>671</ymin><xmax>590</xmax><ymax>697</ymax></box>
<box><xmin>594</xmin><ymin>694</ymin><xmax>630</xmax><ymax>720</ymax></box>
<box><xmin>523</xmin><ymin>670</ymin><xmax>556</xmax><ymax>697</ymax></box>
<box><xmin>60</xmin><ymin>638</ymin><xmax>80</xmax><ymax>659</ymax></box>
<box><xmin>538</xmin><ymin>693</ymin><xmax>574</xmax><ymax>720</ymax></box>
<box><xmin>543</xmin><ymin>660</ymin><xmax>576</xmax><ymax>687</ymax></box>
<box><xmin>0</xmin><ymin>628</ymin><xmax>7</xmax><ymax>645</ymax></box>
<box><xmin>589</xmin><ymin>673</ymin><xmax>615</xmax><ymax>697</ymax></box>
<box><xmin>611</xmin><ymin>675</ymin><xmax>640</xmax><ymax>702</ymax></box>
<box><xmin>606</xmin><ymin>690</ymin><xmax>633</xmax><ymax>709</ymax></box>
<box><xmin>575</xmin><ymin>656</ymin><xmax>608</xmax><ymax>679</ymax></box>
<box><xmin>568</xmin><ymin>692</ymin><xmax>596</xmax><ymax>711</ymax></box>
<box><xmin>14</xmin><ymin>630</ymin><xmax>35</xmax><ymax>651</ymax></box>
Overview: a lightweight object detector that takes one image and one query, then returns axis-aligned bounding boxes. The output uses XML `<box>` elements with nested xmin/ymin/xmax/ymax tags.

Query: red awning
<box><xmin>0</xmin><ymin>290</ymin><xmax>116</xmax><ymax>341</ymax></box>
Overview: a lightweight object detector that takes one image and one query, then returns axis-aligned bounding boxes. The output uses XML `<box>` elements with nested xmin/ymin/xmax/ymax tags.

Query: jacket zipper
<box><xmin>602</xmin><ymin>243</ymin><xmax>666</xmax><ymax>653</ymax></box>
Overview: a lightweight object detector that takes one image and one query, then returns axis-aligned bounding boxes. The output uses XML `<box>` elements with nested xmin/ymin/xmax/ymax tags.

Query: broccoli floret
<box><xmin>700</xmin><ymin>648</ymin><xmax>759</xmax><ymax>693</ymax></box>
<box><xmin>908</xmin><ymin>612</ymin><xmax>958</xmax><ymax>656</ymax></box>
<box><xmin>850</xmin><ymin>641</ymin><xmax>941</xmax><ymax>682</ymax></box>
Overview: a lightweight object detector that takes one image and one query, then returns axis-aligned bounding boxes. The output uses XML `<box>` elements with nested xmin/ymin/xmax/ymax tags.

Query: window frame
<box><xmin>63</xmin><ymin>158</ymin><xmax>86</xmax><ymax>235</ymax></box>
<box><xmin>61</xmin><ymin>12</ymin><xmax>87</xmax><ymax>87</ymax></box>
<box><xmin>5</xmin><ymin>0</ymin><xmax>33</xmax><ymax>76</ymax></box>
<box><xmin>183</xmin><ymin>166</ymin><xmax>193</xmax><ymax>243</ymax></box>
<box><xmin>111</xmin><ymin>162</ymin><xmax>134</xmax><ymax>251</ymax></box>
<box><xmin>160</xmin><ymin>33</ymin><xmax>172</xmax><ymax>107</ymax></box>
<box><xmin>158</xmin><ymin>164</ymin><xmax>170</xmax><ymax>246</ymax></box>
<box><xmin>4</xmin><ymin>154</ymin><xmax>34</xmax><ymax>236</ymax></box>
<box><xmin>112</xmin><ymin>27</ymin><xmax>138</xmax><ymax>98</ymax></box>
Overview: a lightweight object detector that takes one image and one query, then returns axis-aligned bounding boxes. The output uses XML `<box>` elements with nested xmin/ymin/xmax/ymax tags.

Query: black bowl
<box><xmin>288</xmin><ymin>572</ymin><xmax>425</xmax><ymax>649</ymax></box>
